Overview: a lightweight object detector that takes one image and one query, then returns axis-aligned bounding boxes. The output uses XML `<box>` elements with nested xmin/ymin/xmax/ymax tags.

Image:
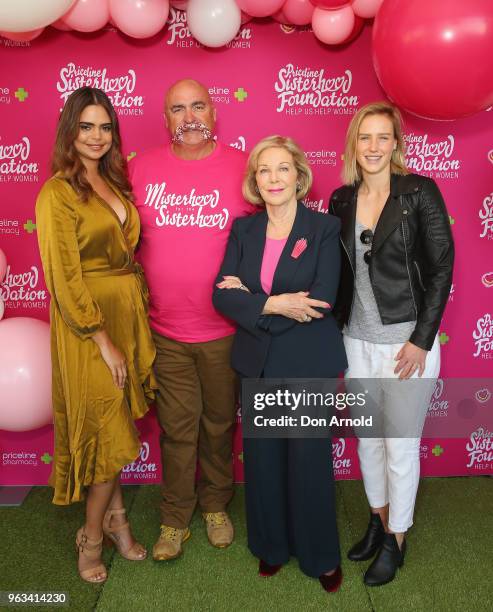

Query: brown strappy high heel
<box><xmin>103</xmin><ymin>508</ymin><xmax>147</xmax><ymax>561</ymax></box>
<box><xmin>75</xmin><ymin>527</ymin><xmax>107</xmax><ymax>583</ymax></box>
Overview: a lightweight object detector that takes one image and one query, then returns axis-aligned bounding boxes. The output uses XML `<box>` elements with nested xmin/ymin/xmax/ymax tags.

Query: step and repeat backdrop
<box><xmin>1</xmin><ymin>13</ymin><xmax>492</xmax><ymax>486</ymax></box>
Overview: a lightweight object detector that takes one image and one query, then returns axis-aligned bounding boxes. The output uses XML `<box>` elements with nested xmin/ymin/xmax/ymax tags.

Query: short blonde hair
<box><xmin>243</xmin><ymin>135</ymin><xmax>313</xmax><ymax>206</ymax></box>
<box><xmin>342</xmin><ymin>101</ymin><xmax>409</xmax><ymax>186</ymax></box>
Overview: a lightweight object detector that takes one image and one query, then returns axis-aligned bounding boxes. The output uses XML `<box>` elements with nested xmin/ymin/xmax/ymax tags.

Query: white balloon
<box><xmin>0</xmin><ymin>0</ymin><xmax>76</xmax><ymax>32</ymax></box>
<box><xmin>187</xmin><ymin>0</ymin><xmax>241</xmax><ymax>48</ymax></box>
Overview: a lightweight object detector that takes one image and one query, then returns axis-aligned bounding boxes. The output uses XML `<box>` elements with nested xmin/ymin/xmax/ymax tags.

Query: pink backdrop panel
<box><xmin>1</xmin><ymin>15</ymin><xmax>492</xmax><ymax>485</ymax></box>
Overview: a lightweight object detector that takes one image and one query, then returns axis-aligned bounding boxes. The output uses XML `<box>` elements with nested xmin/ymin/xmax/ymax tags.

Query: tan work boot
<box><xmin>202</xmin><ymin>512</ymin><xmax>234</xmax><ymax>548</ymax></box>
<box><xmin>152</xmin><ymin>525</ymin><xmax>191</xmax><ymax>561</ymax></box>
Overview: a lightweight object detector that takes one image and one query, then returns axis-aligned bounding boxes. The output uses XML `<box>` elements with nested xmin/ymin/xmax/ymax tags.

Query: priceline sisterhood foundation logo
<box><xmin>0</xmin><ymin>136</ymin><xmax>38</xmax><ymax>182</ymax></box>
<box><xmin>166</xmin><ymin>8</ymin><xmax>252</xmax><ymax>48</ymax></box>
<box><xmin>473</xmin><ymin>314</ymin><xmax>493</xmax><ymax>359</ymax></box>
<box><xmin>479</xmin><ymin>192</ymin><xmax>493</xmax><ymax>240</ymax></box>
<box><xmin>427</xmin><ymin>379</ymin><xmax>449</xmax><ymax>418</ymax></box>
<box><xmin>404</xmin><ymin>133</ymin><xmax>461</xmax><ymax>179</ymax></box>
<box><xmin>121</xmin><ymin>442</ymin><xmax>158</xmax><ymax>481</ymax></box>
<box><xmin>0</xmin><ymin>265</ymin><xmax>48</xmax><ymax>310</ymax></box>
<box><xmin>57</xmin><ymin>63</ymin><xmax>144</xmax><ymax>116</ymax></box>
<box><xmin>466</xmin><ymin>427</ymin><xmax>493</xmax><ymax>470</ymax></box>
<box><xmin>274</xmin><ymin>64</ymin><xmax>358</xmax><ymax>115</ymax></box>
<box><xmin>332</xmin><ymin>438</ymin><xmax>352</xmax><ymax>476</ymax></box>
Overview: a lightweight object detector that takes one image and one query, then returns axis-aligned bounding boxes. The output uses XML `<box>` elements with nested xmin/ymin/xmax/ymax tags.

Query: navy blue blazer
<box><xmin>213</xmin><ymin>202</ymin><xmax>347</xmax><ymax>378</ymax></box>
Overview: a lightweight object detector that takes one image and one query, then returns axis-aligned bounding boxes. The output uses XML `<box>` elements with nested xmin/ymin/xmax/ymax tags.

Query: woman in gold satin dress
<box><xmin>36</xmin><ymin>87</ymin><xmax>156</xmax><ymax>584</ymax></box>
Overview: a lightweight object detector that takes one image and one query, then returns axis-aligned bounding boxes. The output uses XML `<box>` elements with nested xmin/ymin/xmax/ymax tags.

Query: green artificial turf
<box><xmin>1</xmin><ymin>479</ymin><xmax>492</xmax><ymax>612</ymax></box>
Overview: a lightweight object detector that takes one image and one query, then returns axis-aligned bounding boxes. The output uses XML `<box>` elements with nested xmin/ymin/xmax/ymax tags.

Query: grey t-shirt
<box><xmin>345</xmin><ymin>219</ymin><xmax>415</xmax><ymax>344</ymax></box>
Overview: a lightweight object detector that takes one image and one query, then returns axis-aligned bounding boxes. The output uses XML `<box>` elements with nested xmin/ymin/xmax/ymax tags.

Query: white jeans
<box><xmin>343</xmin><ymin>335</ymin><xmax>440</xmax><ymax>533</ymax></box>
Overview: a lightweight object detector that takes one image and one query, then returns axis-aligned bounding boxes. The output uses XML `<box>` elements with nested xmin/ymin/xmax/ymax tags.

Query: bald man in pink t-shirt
<box><xmin>130</xmin><ymin>79</ymin><xmax>251</xmax><ymax>561</ymax></box>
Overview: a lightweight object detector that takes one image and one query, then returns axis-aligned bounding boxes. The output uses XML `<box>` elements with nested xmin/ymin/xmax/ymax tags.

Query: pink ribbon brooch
<box><xmin>291</xmin><ymin>238</ymin><xmax>308</xmax><ymax>259</ymax></box>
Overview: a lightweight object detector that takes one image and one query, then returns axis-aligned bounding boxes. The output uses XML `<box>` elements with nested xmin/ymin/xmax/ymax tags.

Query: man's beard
<box><xmin>172</xmin><ymin>122</ymin><xmax>213</xmax><ymax>143</ymax></box>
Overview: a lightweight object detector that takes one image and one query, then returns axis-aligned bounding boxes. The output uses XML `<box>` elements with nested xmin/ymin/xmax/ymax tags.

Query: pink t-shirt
<box><xmin>261</xmin><ymin>237</ymin><xmax>288</xmax><ymax>295</ymax></box>
<box><xmin>130</xmin><ymin>143</ymin><xmax>252</xmax><ymax>342</ymax></box>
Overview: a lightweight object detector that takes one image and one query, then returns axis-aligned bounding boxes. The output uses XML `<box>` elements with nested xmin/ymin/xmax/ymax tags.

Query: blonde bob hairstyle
<box><xmin>243</xmin><ymin>135</ymin><xmax>313</xmax><ymax>206</ymax></box>
<box><xmin>342</xmin><ymin>101</ymin><xmax>409</xmax><ymax>186</ymax></box>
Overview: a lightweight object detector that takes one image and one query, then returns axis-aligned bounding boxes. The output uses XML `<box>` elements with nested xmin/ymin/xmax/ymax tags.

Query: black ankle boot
<box><xmin>364</xmin><ymin>533</ymin><xmax>406</xmax><ymax>587</ymax></box>
<box><xmin>347</xmin><ymin>513</ymin><xmax>385</xmax><ymax>561</ymax></box>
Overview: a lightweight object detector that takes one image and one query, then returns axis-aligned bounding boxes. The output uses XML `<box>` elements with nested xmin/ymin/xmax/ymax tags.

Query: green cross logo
<box><xmin>432</xmin><ymin>445</ymin><xmax>444</xmax><ymax>457</ymax></box>
<box><xmin>41</xmin><ymin>453</ymin><xmax>53</xmax><ymax>465</ymax></box>
<box><xmin>234</xmin><ymin>88</ymin><xmax>248</xmax><ymax>102</ymax></box>
<box><xmin>449</xmin><ymin>215</ymin><xmax>455</xmax><ymax>226</ymax></box>
<box><xmin>15</xmin><ymin>87</ymin><xmax>29</xmax><ymax>102</ymax></box>
<box><xmin>23</xmin><ymin>219</ymin><xmax>36</xmax><ymax>234</ymax></box>
<box><xmin>438</xmin><ymin>332</ymin><xmax>450</xmax><ymax>345</ymax></box>
<box><xmin>127</xmin><ymin>151</ymin><xmax>137</xmax><ymax>162</ymax></box>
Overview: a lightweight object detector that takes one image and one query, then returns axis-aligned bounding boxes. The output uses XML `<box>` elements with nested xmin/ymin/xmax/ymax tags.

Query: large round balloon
<box><xmin>62</xmin><ymin>0</ymin><xmax>110</xmax><ymax>32</ymax></box>
<box><xmin>110</xmin><ymin>0</ymin><xmax>169</xmax><ymax>39</ymax></box>
<box><xmin>373</xmin><ymin>0</ymin><xmax>493</xmax><ymax>120</ymax></box>
<box><xmin>351</xmin><ymin>0</ymin><xmax>383</xmax><ymax>19</ymax></box>
<box><xmin>0</xmin><ymin>0</ymin><xmax>75</xmax><ymax>32</ymax></box>
<box><xmin>236</xmin><ymin>0</ymin><xmax>284</xmax><ymax>18</ymax></box>
<box><xmin>312</xmin><ymin>5</ymin><xmax>354</xmax><ymax>44</ymax></box>
<box><xmin>0</xmin><ymin>318</ymin><xmax>52</xmax><ymax>432</ymax></box>
<box><xmin>187</xmin><ymin>0</ymin><xmax>241</xmax><ymax>47</ymax></box>
<box><xmin>282</xmin><ymin>0</ymin><xmax>314</xmax><ymax>26</ymax></box>
<box><xmin>0</xmin><ymin>248</ymin><xmax>6</xmax><ymax>283</ymax></box>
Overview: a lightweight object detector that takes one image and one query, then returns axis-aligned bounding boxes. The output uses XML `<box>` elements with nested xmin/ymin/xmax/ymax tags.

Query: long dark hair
<box><xmin>52</xmin><ymin>87</ymin><xmax>134</xmax><ymax>202</ymax></box>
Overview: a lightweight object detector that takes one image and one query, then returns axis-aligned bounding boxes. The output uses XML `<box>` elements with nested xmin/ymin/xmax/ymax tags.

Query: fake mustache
<box><xmin>172</xmin><ymin>122</ymin><xmax>213</xmax><ymax>143</ymax></box>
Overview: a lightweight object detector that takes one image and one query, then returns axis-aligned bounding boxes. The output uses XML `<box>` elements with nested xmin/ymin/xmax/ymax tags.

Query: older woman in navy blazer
<box><xmin>213</xmin><ymin>136</ymin><xmax>347</xmax><ymax>593</ymax></box>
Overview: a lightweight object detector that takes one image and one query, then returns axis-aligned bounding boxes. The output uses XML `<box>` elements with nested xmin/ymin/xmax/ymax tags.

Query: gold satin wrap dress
<box><xmin>36</xmin><ymin>177</ymin><xmax>156</xmax><ymax>505</ymax></box>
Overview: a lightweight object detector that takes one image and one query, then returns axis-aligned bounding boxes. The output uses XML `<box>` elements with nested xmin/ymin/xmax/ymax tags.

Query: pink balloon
<box><xmin>344</xmin><ymin>13</ymin><xmax>364</xmax><ymax>42</ymax></box>
<box><xmin>283</xmin><ymin>0</ymin><xmax>314</xmax><ymax>25</ymax></box>
<box><xmin>312</xmin><ymin>5</ymin><xmax>354</xmax><ymax>44</ymax></box>
<box><xmin>273</xmin><ymin>9</ymin><xmax>291</xmax><ymax>23</ymax></box>
<box><xmin>236</xmin><ymin>0</ymin><xmax>284</xmax><ymax>18</ymax></box>
<box><xmin>351</xmin><ymin>0</ymin><xmax>383</xmax><ymax>19</ymax></box>
<box><xmin>51</xmin><ymin>18</ymin><xmax>73</xmax><ymax>31</ymax></box>
<box><xmin>309</xmin><ymin>0</ymin><xmax>350</xmax><ymax>8</ymax></box>
<box><xmin>110</xmin><ymin>0</ymin><xmax>169</xmax><ymax>38</ymax></box>
<box><xmin>62</xmin><ymin>0</ymin><xmax>110</xmax><ymax>32</ymax></box>
<box><xmin>0</xmin><ymin>249</ymin><xmax>6</xmax><ymax>283</ymax></box>
<box><xmin>0</xmin><ymin>318</ymin><xmax>52</xmax><ymax>432</ymax></box>
<box><xmin>170</xmin><ymin>0</ymin><xmax>188</xmax><ymax>8</ymax></box>
<box><xmin>373</xmin><ymin>0</ymin><xmax>493</xmax><ymax>120</ymax></box>
<box><xmin>241</xmin><ymin>11</ymin><xmax>252</xmax><ymax>24</ymax></box>
<box><xmin>0</xmin><ymin>300</ymin><xmax>4</xmax><ymax>321</ymax></box>
<box><xmin>0</xmin><ymin>28</ymin><xmax>44</xmax><ymax>41</ymax></box>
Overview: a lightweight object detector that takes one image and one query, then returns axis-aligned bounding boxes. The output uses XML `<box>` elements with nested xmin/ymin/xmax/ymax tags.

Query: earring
<box><xmin>296</xmin><ymin>182</ymin><xmax>301</xmax><ymax>191</ymax></box>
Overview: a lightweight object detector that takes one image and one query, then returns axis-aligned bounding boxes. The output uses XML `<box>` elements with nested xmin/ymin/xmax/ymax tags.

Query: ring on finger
<box><xmin>303</xmin><ymin>314</ymin><xmax>309</xmax><ymax>322</ymax></box>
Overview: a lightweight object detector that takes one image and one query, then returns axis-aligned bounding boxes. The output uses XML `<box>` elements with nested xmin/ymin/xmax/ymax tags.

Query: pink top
<box><xmin>261</xmin><ymin>237</ymin><xmax>288</xmax><ymax>295</ymax></box>
<box><xmin>130</xmin><ymin>143</ymin><xmax>252</xmax><ymax>342</ymax></box>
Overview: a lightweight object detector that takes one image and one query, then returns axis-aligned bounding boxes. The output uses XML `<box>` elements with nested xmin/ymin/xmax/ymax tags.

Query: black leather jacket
<box><xmin>329</xmin><ymin>173</ymin><xmax>454</xmax><ymax>351</ymax></box>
